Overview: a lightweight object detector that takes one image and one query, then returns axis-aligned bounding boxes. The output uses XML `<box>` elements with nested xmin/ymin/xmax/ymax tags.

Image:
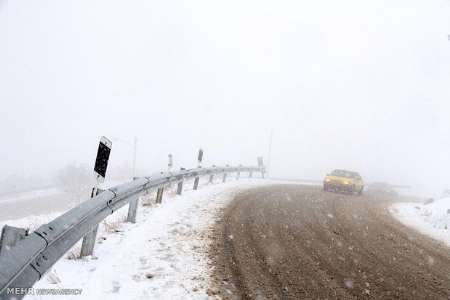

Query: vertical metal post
<box><xmin>80</xmin><ymin>137</ymin><xmax>111</xmax><ymax>258</ymax></box>
<box><xmin>208</xmin><ymin>174</ymin><xmax>214</xmax><ymax>184</ymax></box>
<box><xmin>197</xmin><ymin>148</ymin><xmax>204</xmax><ymax>168</ymax></box>
<box><xmin>193</xmin><ymin>177</ymin><xmax>200</xmax><ymax>190</ymax></box>
<box><xmin>126</xmin><ymin>197</ymin><xmax>139</xmax><ymax>223</ymax></box>
<box><xmin>156</xmin><ymin>187</ymin><xmax>164</xmax><ymax>203</ymax></box>
<box><xmin>193</xmin><ymin>148</ymin><xmax>203</xmax><ymax>190</ymax></box>
<box><xmin>160</xmin><ymin>187</ymin><xmax>164</xmax><ymax>202</ymax></box>
<box><xmin>80</xmin><ymin>185</ymin><xmax>100</xmax><ymax>258</ymax></box>
<box><xmin>249</xmin><ymin>171</ymin><xmax>253</xmax><ymax>178</ymax></box>
<box><xmin>177</xmin><ymin>181</ymin><xmax>183</xmax><ymax>195</ymax></box>
<box><xmin>168</xmin><ymin>154</ymin><xmax>173</xmax><ymax>172</ymax></box>
<box><xmin>258</xmin><ymin>157</ymin><xmax>265</xmax><ymax>178</ymax></box>
<box><xmin>222</xmin><ymin>172</ymin><xmax>227</xmax><ymax>183</ymax></box>
<box><xmin>155</xmin><ymin>188</ymin><xmax>161</xmax><ymax>203</ymax></box>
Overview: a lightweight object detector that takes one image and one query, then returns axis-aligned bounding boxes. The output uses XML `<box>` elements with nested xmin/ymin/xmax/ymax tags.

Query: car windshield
<box><xmin>331</xmin><ymin>170</ymin><xmax>360</xmax><ymax>179</ymax></box>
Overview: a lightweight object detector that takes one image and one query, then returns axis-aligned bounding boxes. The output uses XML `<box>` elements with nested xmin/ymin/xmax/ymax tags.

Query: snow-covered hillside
<box><xmin>390</xmin><ymin>197</ymin><xmax>450</xmax><ymax>246</ymax></box>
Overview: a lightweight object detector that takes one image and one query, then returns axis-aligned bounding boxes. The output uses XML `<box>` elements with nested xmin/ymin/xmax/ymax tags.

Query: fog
<box><xmin>0</xmin><ymin>0</ymin><xmax>449</xmax><ymax>196</ymax></box>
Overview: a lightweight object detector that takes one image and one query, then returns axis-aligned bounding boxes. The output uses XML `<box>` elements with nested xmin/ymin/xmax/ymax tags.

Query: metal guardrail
<box><xmin>0</xmin><ymin>165</ymin><xmax>263</xmax><ymax>299</ymax></box>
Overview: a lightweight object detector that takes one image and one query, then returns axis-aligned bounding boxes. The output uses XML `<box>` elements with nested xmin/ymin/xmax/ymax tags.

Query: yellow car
<box><xmin>323</xmin><ymin>169</ymin><xmax>364</xmax><ymax>195</ymax></box>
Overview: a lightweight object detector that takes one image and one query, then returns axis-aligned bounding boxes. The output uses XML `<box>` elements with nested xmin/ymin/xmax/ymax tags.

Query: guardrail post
<box><xmin>249</xmin><ymin>170</ymin><xmax>253</xmax><ymax>178</ymax></box>
<box><xmin>126</xmin><ymin>197</ymin><xmax>139</xmax><ymax>223</ymax></box>
<box><xmin>177</xmin><ymin>181</ymin><xmax>183</xmax><ymax>195</ymax></box>
<box><xmin>222</xmin><ymin>172</ymin><xmax>227</xmax><ymax>183</ymax></box>
<box><xmin>80</xmin><ymin>226</ymin><xmax>99</xmax><ymax>258</ymax></box>
<box><xmin>193</xmin><ymin>177</ymin><xmax>200</xmax><ymax>190</ymax></box>
<box><xmin>236</xmin><ymin>171</ymin><xmax>240</xmax><ymax>180</ymax></box>
<box><xmin>80</xmin><ymin>187</ymin><xmax>102</xmax><ymax>258</ymax></box>
<box><xmin>208</xmin><ymin>174</ymin><xmax>214</xmax><ymax>184</ymax></box>
<box><xmin>155</xmin><ymin>188</ymin><xmax>160</xmax><ymax>203</ymax></box>
<box><xmin>156</xmin><ymin>187</ymin><xmax>164</xmax><ymax>203</ymax></box>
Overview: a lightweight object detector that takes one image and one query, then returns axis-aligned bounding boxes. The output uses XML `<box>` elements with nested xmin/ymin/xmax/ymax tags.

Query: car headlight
<box><xmin>325</xmin><ymin>178</ymin><xmax>331</xmax><ymax>182</ymax></box>
<box><xmin>343</xmin><ymin>181</ymin><xmax>350</xmax><ymax>185</ymax></box>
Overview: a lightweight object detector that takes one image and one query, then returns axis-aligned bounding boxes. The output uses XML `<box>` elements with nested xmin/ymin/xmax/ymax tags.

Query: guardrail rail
<box><xmin>0</xmin><ymin>164</ymin><xmax>264</xmax><ymax>300</ymax></box>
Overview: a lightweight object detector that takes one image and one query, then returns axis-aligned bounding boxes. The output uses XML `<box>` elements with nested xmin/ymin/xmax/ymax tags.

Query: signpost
<box><xmin>168</xmin><ymin>154</ymin><xmax>173</xmax><ymax>172</ymax></box>
<box><xmin>94</xmin><ymin>137</ymin><xmax>112</xmax><ymax>181</ymax></box>
<box><xmin>257</xmin><ymin>156</ymin><xmax>265</xmax><ymax>178</ymax></box>
<box><xmin>197</xmin><ymin>149</ymin><xmax>203</xmax><ymax>168</ymax></box>
<box><xmin>193</xmin><ymin>149</ymin><xmax>203</xmax><ymax>190</ymax></box>
<box><xmin>80</xmin><ymin>136</ymin><xmax>112</xmax><ymax>258</ymax></box>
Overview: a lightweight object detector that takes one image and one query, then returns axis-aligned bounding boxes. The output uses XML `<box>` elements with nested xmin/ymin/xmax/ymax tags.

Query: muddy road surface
<box><xmin>210</xmin><ymin>185</ymin><xmax>450</xmax><ymax>299</ymax></box>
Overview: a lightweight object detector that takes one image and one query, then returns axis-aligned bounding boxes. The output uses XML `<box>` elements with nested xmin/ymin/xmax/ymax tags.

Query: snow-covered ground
<box><xmin>390</xmin><ymin>197</ymin><xmax>450</xmax><ymax>247</ymax></box>
<box><xmin>6</xmin><ymin>179</ymin><xmax>275</xmax><ymax>300</ymax></box>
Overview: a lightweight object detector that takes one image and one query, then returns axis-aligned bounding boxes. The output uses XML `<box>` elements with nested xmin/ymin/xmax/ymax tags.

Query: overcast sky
<box><xmin>1</xmin><ymin>0</ymin><xmax>449</xmax><ymax>194</ymax></box>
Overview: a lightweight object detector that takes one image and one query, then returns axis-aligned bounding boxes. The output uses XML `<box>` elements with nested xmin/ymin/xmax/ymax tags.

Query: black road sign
<box><xmin>198</xmin><ymin>149</ymin><xmax>204</xmax><ymax>164</ymax></box>
<box><xmin>94</xmin><ymin>137</ymin><xmax>112</xmax><ymax>179</ymax></box>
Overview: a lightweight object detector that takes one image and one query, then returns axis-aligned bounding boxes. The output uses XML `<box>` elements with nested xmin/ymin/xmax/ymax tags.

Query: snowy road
<box><xmin>210</xmin><ymin>185</ymin><xmax>450</xmax><ymax>299</ymax></box>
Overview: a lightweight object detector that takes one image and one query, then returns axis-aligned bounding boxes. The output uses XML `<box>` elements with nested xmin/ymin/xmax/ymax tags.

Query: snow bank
<box><xmin>15</xmin><ymin>179</ymin><xmax>272</xmax><ymax>300</ymax></box>
<box><xmin>390</xmin><ymin>197</ymin><xmax>450</xmax><ymax>246</ymax></box>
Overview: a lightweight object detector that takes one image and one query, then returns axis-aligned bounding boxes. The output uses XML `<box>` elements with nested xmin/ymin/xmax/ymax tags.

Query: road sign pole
<box><xmin>258</xmin><ymin>157</ymin><xmax>265</xmax><ymax>178</ymax></box>
<box><xmin>80</xmin><ymin>137</ymin><xmax>111</xmax><ymax>258</ymax></box>
<box><xmin>80</xmin><ymin>180</ymin><xmax>101</xmax><ymax>257</ymax></box>
<box><xmin>168</xmin><ymin>154</ymin><xmax>173</xmax><ymax>172</ymax></box>
<box><xmin>193</xmin><ymin>149</ymin><xmax>203</xmax><ymax>190</ymax></box>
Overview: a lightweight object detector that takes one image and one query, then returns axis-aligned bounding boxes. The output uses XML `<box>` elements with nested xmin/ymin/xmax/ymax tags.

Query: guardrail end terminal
<box><xmin>0</xmin><ymin>225</ymin><xmax>29</xmax><ymax>257</ymax></box>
